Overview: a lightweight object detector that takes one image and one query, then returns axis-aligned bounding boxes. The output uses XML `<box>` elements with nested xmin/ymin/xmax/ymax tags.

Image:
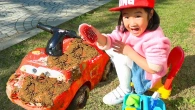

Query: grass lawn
<box><xmin>1</xmin><ymin>0</ymin><xmax>195</xmax><ymax>109</ymax></box>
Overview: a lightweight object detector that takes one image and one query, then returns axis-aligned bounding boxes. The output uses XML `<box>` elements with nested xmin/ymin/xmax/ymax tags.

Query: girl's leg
<box><xmin>103</xmin><ymin>49</ymin><xmax>133</xmax><ymax>105</ymax></box>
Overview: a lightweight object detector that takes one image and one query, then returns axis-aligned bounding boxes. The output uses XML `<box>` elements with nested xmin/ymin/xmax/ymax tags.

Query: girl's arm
<box><xmin>79</xmin><ymin>24</ymin><xmax>123</xmax><ymax>50</ymax></box>
<box><xmin>125</xmin><ymin>46</ymin><xmax>157</xmax><ymax>74</ymax></box>
<box><xmin>112</xmin><ymin>40</ymin><xmax>157</xmax><ymax>74</ymax></box>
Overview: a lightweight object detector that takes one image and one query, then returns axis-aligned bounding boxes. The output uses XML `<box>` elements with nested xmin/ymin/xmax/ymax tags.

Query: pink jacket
<box><xmin>97</xmin><ymin>26</ymin><xmax>171</xmax><ymax>87</ymax></box>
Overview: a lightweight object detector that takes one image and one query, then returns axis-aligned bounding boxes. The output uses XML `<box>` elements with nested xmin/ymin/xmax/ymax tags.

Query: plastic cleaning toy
<box><xmin>78</xmin><ymin>23</ymin><xmax>98</xmax><ymax>44</ymax></box>
<box><xmin>122</xmin><ymin>92</ymin><xmax>166</xmax><ymax>110</ymax></box>
<box><xmin>6</xmin><ymin>22</ymin><xmax>112</xmax><ymax>110</ymax></box>
<box><xmin>150</xmin><ymin>92</ymin><xmax>160</xmax><ymax>110</ymax></box>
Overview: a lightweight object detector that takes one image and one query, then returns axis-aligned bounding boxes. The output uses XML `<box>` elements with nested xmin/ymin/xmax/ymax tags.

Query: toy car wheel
<box><xmin>101</xmin><ymin>60</ymin><xmax>113</xmax><ymax>81</ymax></box>
<box><xmin>67</xmin><ymin>85</ymin><xmax>90</xmax><ymax>110</ymax></box>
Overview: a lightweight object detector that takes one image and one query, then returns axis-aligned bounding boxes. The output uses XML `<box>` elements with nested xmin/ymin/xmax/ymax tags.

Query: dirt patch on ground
<box><xmin>8</xmin><ymin>38</ymin><xmax>99</xmax><ymax>108</ymax></box>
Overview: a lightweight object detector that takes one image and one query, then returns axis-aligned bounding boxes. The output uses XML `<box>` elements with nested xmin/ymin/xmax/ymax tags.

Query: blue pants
<box><xmin>131</xmin><ymin>62</ymin><xmax>151</xmax><ymax>94</ymax></box>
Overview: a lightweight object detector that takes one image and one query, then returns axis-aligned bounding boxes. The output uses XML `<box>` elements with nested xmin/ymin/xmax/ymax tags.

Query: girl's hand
<box><xmin>90</xmin><ymin>25</ymin><xmax>102</xmax><ymax>38</ymax></box>
<box><xmin>79</xmin><ymin>23</ymin><xmax>99</xmax><ymax>43</ymax></box>
<box><xmin>79</xmin><ymin>23</ymin><xmax>107</xmax><ymax>47</ymax></box>
<box><xmin>112</xmin><ymin>40</ymin><xmax>132</xmax><ymax>55</ymax></box>
<box><xmin>89</xmin><ymin>25</ymin><xmax>107</xmax><ymax>46</ymax></box>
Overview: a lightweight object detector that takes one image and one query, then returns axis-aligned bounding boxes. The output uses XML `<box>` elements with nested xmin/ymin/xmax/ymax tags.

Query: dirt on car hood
<box><xmin>7</xmin><ymin>38</ymin><xmax>98</xmax><ymax>108</ymax></box>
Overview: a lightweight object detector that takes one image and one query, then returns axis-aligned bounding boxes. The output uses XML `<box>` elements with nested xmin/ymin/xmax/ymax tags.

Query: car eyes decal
<box><xmin>20</xmin><ymin>65</ymin><xmax>65</xmax><ymax>81</ymax></box>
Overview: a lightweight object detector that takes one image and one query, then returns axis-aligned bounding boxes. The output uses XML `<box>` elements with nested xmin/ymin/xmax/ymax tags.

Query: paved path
<box><xmin>0</xmin><ymin>0</ymin><xmax>111</xmax><ymax>51</ymax></box>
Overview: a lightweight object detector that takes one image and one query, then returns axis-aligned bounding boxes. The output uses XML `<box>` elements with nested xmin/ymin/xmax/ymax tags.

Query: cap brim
<box><xmin>109</xmin><ymin>5</ymin><xmax>138</xmax><ymax>11</ymax></box>
<box><xmin>109</xmin><ymin>5</ymin><xmax>154</xmax><ymax>11</ymax></box>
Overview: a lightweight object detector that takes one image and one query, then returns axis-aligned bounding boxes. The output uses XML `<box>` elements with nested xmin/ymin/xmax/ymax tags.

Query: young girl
<box><xmin>79</xmin><ymin>0</ymin><xmax>171</xmax><ymax>105</ymax></box>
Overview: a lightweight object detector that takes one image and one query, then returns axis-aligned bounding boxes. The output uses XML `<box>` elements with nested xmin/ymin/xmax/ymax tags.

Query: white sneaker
<box><xmin>103</xmin><ymin>86</ymin><xmax>131</xmax><ymax>105</ymax></box>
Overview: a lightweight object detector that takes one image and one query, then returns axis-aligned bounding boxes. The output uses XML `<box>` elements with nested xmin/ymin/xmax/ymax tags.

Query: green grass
<box><xmin>1</xmin><ymin>0</ymin><xmax>195</xmax><ymax>109</ymax></box>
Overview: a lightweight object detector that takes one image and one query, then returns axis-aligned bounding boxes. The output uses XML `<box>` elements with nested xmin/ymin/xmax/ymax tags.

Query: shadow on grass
<box><xmin>97</xmin><ymin>64</ymin><xmax>118</xmax><ymax>88</ymax></box>
<box><xmin>0</xmin><ymin>52</ymin><xmax>26</xmax><ymax>110</ymax></box>
<box><xmin>0</xmin><ymin>32</ymin><xmax>51</xmax><ymax>110</ymax></box>
<box><xmin>169</xmin><ymin>55</ymin><xmax>195</xmax><ymax>96</ymax></box>
<box><xmin>164</xmin><ymin>97</ymin><xmax>183</xmax><ymax>110</ymax></box>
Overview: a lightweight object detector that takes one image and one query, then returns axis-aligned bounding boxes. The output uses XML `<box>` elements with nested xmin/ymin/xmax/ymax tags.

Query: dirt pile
<box><xmin>47</xmin><ymin>38</ymin><xmax>99</xmax><ymax>80</ymax></box>
<box><xmin>9</xmin><ymin>73</ymin><xmax>72</xmax><ymax>107</ymax></box>
<box><xmin>8</xmin><ymin>38</ymin><xmax>99</xmax><ymax>107</ymax></box>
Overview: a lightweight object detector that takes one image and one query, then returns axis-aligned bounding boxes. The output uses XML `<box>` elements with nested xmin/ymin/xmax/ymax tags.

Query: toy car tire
<box><xmin>67</xmin><ymin>85</ymin><xmax>90</xmax><ymax>110</ymax></box>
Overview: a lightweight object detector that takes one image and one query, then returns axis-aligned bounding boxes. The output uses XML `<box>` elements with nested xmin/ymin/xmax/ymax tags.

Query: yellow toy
<box><xmin>149</xmin><ymin>46</ymin><xmax>184</xmax><ymax>99</ymax></box>
<box><xmin>126</xmin><ymin>94</ymin><xmax>140</xmax><ymax>108</ymax></box>
<box><xmin>131</xmin><ymin>46</ymin><xmax>184</xmax><ymax>99</ymax></box>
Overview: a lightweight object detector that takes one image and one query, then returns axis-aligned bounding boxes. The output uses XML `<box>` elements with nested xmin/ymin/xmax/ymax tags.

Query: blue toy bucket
<box><xmin>122</xmin><ymin>93</ymin><xmax>166</xmax><ymax>110</ymax></box>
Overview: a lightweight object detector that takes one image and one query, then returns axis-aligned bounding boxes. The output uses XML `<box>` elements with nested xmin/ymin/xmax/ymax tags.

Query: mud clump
<box><xmin>9</xmin><ymin>38</ymin><xmax>99</xmax><ymax>108</ymax></box>
<box><xmin>47</xmin><ymin>38</ymin><xmax>99</xmax><ymax>80</ymax></box>
<box><xmin>17</xmin><ymin>74</ymin><xmax>71</xmax><ymax>107</ymax></box>
<box><xmin>47</xmin><ymin>39</ymin><xmax>99</xmax><ymax>69</ymax></box>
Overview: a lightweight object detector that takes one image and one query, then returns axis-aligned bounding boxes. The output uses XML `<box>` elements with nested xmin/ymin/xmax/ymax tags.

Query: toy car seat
<box><xmin>149</xmin><ymin>46</ymin><xmax>185</xmax><ymax>99</ymax></box>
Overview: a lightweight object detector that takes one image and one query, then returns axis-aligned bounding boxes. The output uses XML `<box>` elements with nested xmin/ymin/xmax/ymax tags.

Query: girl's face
<box><xmin>122</xmin><ymin>8</ymin><xmax>153</xmax><ymax>37</ymax></box>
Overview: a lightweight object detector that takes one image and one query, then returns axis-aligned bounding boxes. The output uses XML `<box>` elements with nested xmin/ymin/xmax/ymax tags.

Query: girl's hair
<box><xmin>117</xmin><ymin>8</ymin><xmax>160</xmax><ymax>33</ymax></box>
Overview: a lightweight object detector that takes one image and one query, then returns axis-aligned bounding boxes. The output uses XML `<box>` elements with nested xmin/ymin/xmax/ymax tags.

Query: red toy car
<box><xmin>6</xmin><ymin>23</ymin><xmax>112</xmax><ymax>110</ymax></box>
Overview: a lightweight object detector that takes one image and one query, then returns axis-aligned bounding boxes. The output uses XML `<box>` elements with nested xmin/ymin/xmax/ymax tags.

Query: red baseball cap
<box><xmin>109</xmin><ymin>0</ymin><xmax>155</xmax><ymax>11</ymax></box>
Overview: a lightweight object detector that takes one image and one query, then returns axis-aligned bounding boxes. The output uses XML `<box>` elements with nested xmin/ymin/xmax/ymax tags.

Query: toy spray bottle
<box><xmin>150</xmin><ymin>92</ymin><xmax>161</xmax><ymax>110</ymax></box>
